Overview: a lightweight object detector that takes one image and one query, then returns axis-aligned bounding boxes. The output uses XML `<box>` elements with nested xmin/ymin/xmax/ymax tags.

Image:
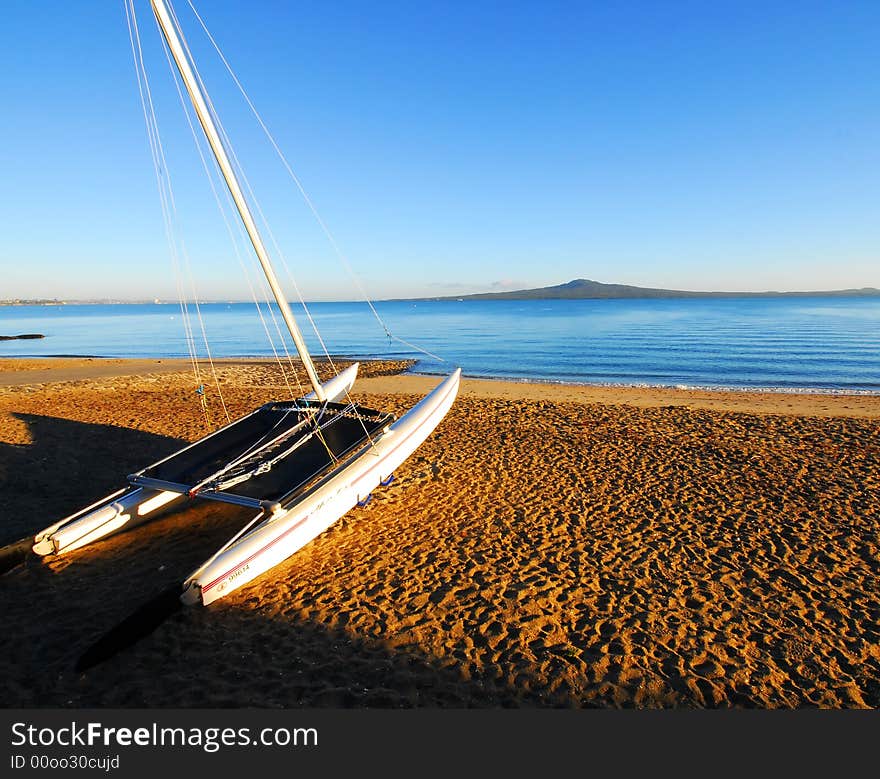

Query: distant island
<box><xmin>403</xmin><ymin>278</ymin><xmax>880</xmax><ymax>301</ymax></box>
<box><xmin>4</xmin><ymin>280</ymin><xmax>880</xmax><ymax>306</ymax></box>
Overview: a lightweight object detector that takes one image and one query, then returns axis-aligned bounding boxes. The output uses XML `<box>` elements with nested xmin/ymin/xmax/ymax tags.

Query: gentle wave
<box><xmin>416</xmin><ymin>371</ymin><xmax>880</xmax><ymax>396</ymax></box>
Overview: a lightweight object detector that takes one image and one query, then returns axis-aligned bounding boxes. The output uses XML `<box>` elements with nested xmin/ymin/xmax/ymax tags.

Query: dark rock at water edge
<box><xmin>0</xmin><ymin>333</ymin><xmax>45</xmax><ymax>340</ymax></box>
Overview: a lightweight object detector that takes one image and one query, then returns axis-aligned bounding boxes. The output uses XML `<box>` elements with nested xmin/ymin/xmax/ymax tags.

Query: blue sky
<box><xmin>1</xmin><ymin>0</ymin><xmax>878</xmax><ymax>301</ymax></box>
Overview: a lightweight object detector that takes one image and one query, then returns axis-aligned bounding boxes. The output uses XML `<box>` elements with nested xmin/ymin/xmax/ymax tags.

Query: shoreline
<box><xmin>2</xmin><ymin>355</ymin><xmax>878</xmax><ymax>418</ymax></box>
<box><xmin>410</xmin><ymin>369</ymin><xmax>880</xmax><ymax>397</ymax></box>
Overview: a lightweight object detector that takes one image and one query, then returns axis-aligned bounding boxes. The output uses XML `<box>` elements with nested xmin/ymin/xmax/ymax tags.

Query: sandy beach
<box><xmin>0</xmin><ymin>357</ymin><xmax>877</xmax><ymax>708</ymax></box>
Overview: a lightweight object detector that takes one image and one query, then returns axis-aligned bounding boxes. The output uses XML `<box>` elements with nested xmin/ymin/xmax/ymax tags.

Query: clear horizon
<box><xmin>2</xmin><ymin>1</ymin><xmax>879</xmax><ymax>301</ymax></box>
<box><xmin>3</xmin><ymin>274</ymin><xmax>880</xmax><ymax>306</ymax></box>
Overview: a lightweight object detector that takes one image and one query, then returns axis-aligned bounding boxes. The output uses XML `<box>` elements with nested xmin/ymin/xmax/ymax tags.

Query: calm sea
<box><xmin>2</xmin><ymin>298</ymin><xmax>879</xmax><ymax>393</ymax></box>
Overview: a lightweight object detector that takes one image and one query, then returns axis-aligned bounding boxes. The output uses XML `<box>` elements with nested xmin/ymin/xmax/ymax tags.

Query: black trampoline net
<box><xmin>129</xmin><ymin>400</ymin><xmax>393</xmax><ymax>505</ymax></box>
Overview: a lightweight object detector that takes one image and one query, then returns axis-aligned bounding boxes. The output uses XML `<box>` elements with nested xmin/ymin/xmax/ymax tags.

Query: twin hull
<box><xmin>31</xmin><ymin>365</ymin><xmax>460</xmax><ymax>606</ymax></box>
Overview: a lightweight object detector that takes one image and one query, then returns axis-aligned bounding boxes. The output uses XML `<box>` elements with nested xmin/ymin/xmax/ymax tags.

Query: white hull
<box><xmin>32</xmin><ymin>488</ymin><xmax>182</xmax><ymax>556</ymax></box>
<box><xmin>185</xmin><ymin>368</ymin><xmax>460</xmax><ymax>605</ymax></box>
<box><xmin>31</xmin><ymin>363</ymin><xmax>360</xmax><ymax>558</ymax></box>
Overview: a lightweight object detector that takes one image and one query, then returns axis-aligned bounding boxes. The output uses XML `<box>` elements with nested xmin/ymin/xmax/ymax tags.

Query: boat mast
<box><xmin>150</xmin><ymin>0</ymin><xmax>326</xmax><ymax>401</ymax></box>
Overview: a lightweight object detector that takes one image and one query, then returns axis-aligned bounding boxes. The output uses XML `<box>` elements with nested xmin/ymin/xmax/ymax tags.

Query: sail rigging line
<box><xmin>154</xmin><ymin>0</ymin><xmax>327</xmax><ymax>401</ymax></box>
<box><xmin>183</xmin><ymin>0</ymin><xmax>449</xmax><ymax>368</ymax></box>
<box><xmin>180</xmin><ymin>0</ymin><xmax>343</xmax><ymax>370</ymax></box>
<box><xmin>176</xmin><ymin>0</ymin><xmax>425</xmax><ymax>451</ymax></box>
<box><xmin>125</xmin><ymin>0</ymin><xmax>196</xmax><ymax>377</ymax></box>
<box><xmin>162</xmin><ymin>1</ymin><xmax>355</xmax><ymax>464</ymax></box>
<box><xmin>207</xmin><ymin>131</ymin><xmax>374</xmax><ymax>447</ymax></box>
<box><xmin>161</xmin><ymin>0</ymin><xmax>345</xmax><ymax>460</ymax></box>
<box><xmin>188</xmin><ymin>407</ymin><xmax>307</xmax><ymax>494</ymax></box>
<box><xmin>166</xmin><ymin>2</ymin><xmax>318</xmax><ymax>379</ymax></box>
<box><xmin>125</xmin><ymin>0</ymin><xmax>211</xmax><ymax>428</ymax></box>
<box><xmin>163</xmin><ymin>0</ymin><xmax>310</xmax><ymax>399</ymax></box>
<box><xmin>154</xmin><ymin>22</ymin><xmax>303</xmax><ymax>404</ymax></box>
<box><xmin>147</xmin><ymin>9</ymin><xmax>232</xmax><ymax>425</ymax></box>
<box><xmin>129</xmin><ymin>0</ymin><xmax>231</xmax><ymax>427</ymax></box>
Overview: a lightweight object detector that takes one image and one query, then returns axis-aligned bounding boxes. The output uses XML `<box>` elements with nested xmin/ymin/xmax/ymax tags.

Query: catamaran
<box><xmin>29</xmin><ymin>0</ymin><xmax>460</xmax><ymax>611</ymax></box>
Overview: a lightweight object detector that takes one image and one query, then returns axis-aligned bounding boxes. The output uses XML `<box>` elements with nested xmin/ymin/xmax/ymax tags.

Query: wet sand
<box><xmin>0</xmin><ymin>357</ymin><xmax>877</xmax><ymax>708</ymax></box>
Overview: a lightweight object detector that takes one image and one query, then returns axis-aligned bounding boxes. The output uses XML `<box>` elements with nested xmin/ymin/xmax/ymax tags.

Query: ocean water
<box><xmin>1</xmin><ymin>297</ymin><xmax>879</xmax><ymax>393</ymax></box>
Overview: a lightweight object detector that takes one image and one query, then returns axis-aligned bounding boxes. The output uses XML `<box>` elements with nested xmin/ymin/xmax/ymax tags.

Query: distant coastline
<box><xmin>391</xmin><ymin>278</ymin><xmax>880</xmax><ymax>302</ymax></box>
<box><xmin>0</xmin><ymin>299</ymin><xmax>175</xmax><ymax>306</ymax></box>
<box><xmin>4</xmin><ymin>279</ymin><xmax>880</xmax><ymax>306</ymax></box>
<box><xmin>6</xmin><ymin>279</ymin><xmax>880</xmax><ymax>306</ymax></box>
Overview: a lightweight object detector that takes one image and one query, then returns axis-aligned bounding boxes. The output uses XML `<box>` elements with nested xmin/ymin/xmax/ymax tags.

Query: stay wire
<box><xmin>125</xmin><ymin>0</ymin><xmax>212</xmax><ymax>428</ymax></box>
<box><xmin>155</xmin><ymin>15</ymin><xmax>300</xmax><ymax>404</ymax></box>
<box><xmin>168</xmin><ymin>1</ymin><xmax>346</xmax><ymax>460</ymax></box>
<box><xmin>150</xmin><ymin>8</ymin><xmax>231</xmax><ymax>424</ymax></box>
<box><xmin>167</xmin><ymin>0</ymin><xmax>309</xmax><ymax>399</ymax></box>
<box><xmin>185</xmin><ymin>0</ymin><xmax>447</xmax><ymax>367</ymax></box>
